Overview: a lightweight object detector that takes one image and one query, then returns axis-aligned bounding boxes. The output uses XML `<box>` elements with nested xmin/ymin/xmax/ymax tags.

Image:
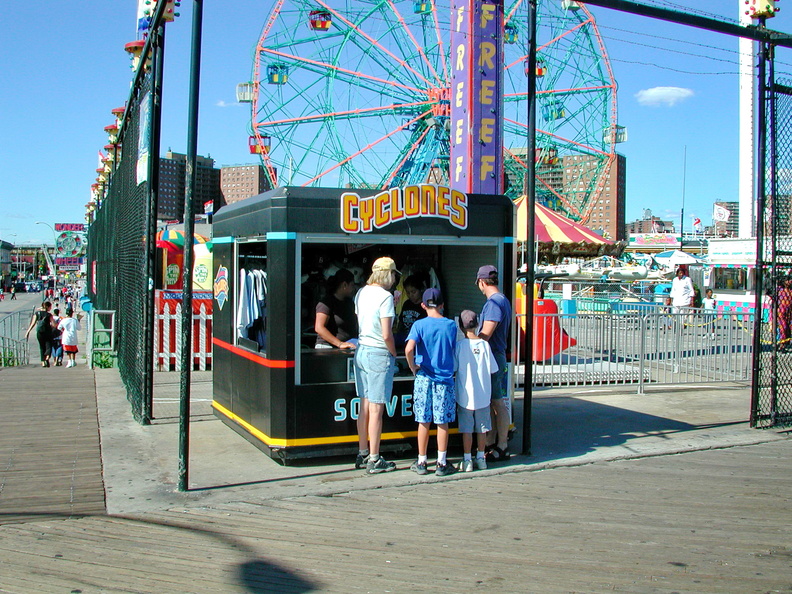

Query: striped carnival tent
<box><xmin>514</xmin><ymin>196</ymin><xmax>626</xmax><ymax>263</ymax></box>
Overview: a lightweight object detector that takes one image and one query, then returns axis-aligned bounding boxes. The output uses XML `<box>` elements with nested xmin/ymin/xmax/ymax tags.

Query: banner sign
<box><xmin>340</xmin><ymin>185</ymin><xmax>468</xmax><ymax>233</ymax></box>
<box><xmin>56</xmin><ymin>257</ymin><xmax>85</xmax><ymax>266</ymax></box>
<box><xmin>55</xmin><ymin>223</ymin><xmax>85</xmax><ymax>232</ymax></box>
<box><xmin>450</xmin><ymin>0</ymin><xmax>504</xmax><ymax>194</ymax></box>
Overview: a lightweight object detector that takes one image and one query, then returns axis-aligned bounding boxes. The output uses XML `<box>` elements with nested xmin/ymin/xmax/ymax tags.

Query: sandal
<box><xmin>486</xmin><ymin>446</ymin><xmax>511</xmax><ymax>462</ymax></box>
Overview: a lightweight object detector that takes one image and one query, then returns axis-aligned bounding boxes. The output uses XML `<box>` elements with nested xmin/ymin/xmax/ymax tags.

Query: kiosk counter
<box><xmin>211</xmin><ymin>185</ymin><xmax>514</xmax><ymax>462</ymax></box>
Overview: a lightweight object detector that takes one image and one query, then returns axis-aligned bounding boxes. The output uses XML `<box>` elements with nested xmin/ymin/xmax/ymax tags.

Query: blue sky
<box><xmin>2</xmin><ymin>1</ymin><xmax>792</xmax><ymax>245</ymax></box>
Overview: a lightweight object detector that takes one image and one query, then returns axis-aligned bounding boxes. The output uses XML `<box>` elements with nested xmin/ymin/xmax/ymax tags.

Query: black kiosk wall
<box><xmin>212</xmin><ymin>185</ymin><xmax>514</xmax><ymax>462</ymax></box>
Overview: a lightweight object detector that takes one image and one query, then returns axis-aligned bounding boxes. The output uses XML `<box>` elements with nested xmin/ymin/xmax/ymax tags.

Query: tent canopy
<box><xmin>514</xmin><ymin>196</ymin><xmax>613</xmax><ymax>244</ymax></box>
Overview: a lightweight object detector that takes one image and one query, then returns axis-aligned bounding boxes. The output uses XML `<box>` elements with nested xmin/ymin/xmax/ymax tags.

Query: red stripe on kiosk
<box><xmin>212</xmin><ymin>337</ymin><xmax>294</xmax><ymax>368</ymax></box>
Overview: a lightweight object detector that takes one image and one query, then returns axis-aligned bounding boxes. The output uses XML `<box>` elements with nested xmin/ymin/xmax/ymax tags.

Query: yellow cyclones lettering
<box><xmin>340</xmin><ymin>185</ymin><xmax>468</xmax><ymax>233</ymax></box>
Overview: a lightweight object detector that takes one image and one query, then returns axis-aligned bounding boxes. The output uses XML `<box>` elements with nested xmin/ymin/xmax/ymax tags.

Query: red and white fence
<box><xmin>154</xmin><ymin>292</ymin><xmax>213</xmax><ymax>371</ymax></box>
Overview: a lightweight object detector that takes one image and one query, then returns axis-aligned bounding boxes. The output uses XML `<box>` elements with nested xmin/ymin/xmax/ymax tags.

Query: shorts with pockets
<box><xmin>413</xmin><ymin>373</ymin><xmax>456</xmax><ymax>424</ymax></box>
<box><xmin>354</xmin><ymin>344</ymin><xmax>396</xmax><ymax>405</ymax></box>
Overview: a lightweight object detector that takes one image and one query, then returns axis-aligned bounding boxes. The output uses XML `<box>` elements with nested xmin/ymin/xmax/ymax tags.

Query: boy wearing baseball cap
<box><xmin>454</xmin><ymin>310</ymin><xmax>499</xmax><ymax>471</ymax></box>
<box><xmin>404</xmin><ymin>288</ymin><xmax>459</xmax><ymax>476</ymax></box>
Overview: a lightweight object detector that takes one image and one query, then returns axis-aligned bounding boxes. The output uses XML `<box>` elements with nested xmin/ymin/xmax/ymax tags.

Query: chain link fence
<box><xmin>753</xmin><ymin>77</ymin><xmax>792</xmax><ymax>428</ymax></box>
<box><xmin>86</xmin><ymin>71</ymin><xmax>155</xmax><ymax>424</ymax></box>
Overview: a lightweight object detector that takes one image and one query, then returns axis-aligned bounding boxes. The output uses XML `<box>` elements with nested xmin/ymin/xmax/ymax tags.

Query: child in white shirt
<box><xmin>454</xmin><ymin>310</ymin><xmax>498</xmax><ymax>472</ymax></box>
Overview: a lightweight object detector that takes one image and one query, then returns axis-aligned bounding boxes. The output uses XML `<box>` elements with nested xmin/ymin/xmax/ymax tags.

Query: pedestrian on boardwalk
<box><xmin>10</xmin><ymin>285</ymin><xmax>16</xmax><ymax>300</ymax></box>
<box><xmin>454</xmin><ymin>310</ymin><xmax>498</xmax><ymax>472</ymax></box>
<box><xmin>51</xmin><ymin>308</ymin><xmax>64</xmax><ymax>366</ymax></box>
<box><xmin>670</xmin><ymin>266</ymin><xmax>694</xmax><ymax>312</ymax></box>
<box><xmin>25</xmin><ymin>301</ymin><xmax>56</xmax><ymax>367</ymax></box>
<box><xmin>475</xmin><ymin>265</ymin><xmax>513</xmax><ymax>462</ymax></box>
<box><xmin>405</xmin><ymin>288</ymin><xmax>458</xmax><ymax>477</ymax></box>
<box><xmin>776</xmin><ymin>277</ymin><xmax>792</xmax><ymax>349</ymax></box>
<box><xmin>58</xmin><ymin>308</ymin><xmax>82</xmax><ymax>368</ymax></box>
<box><xmin>702</xmin><ymin>288</ymin><xmax>717</xmax><ymax>339</ymax></box>
<box><xmin>353</xmin><ymin>257</ymin><xmax>399</xmax><ymax>474</ymax></box>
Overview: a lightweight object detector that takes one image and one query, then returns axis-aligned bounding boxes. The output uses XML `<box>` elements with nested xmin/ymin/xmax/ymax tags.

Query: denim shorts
<box><xmin>456</xmin><ymin>405</ymin><xmax>492</xmax><ymax>434</ymax></box>
<box><xmin>490</xmin><ymin>352</ymin><xmax>509</xmax><ymax>400</ymax></box>
<box><xmin>413</xmin><ymin>373</ymin><xmax>456</xmax><ymax>425</ymax></box>
<box><xmin>353</xmin><ymin>344</ymin><xmax>396</xmax><ymax>405</ymax></box>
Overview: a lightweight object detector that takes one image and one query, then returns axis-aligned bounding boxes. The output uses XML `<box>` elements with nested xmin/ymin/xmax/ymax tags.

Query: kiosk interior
<box><xmin>212</xmin><ymin>186</ymin><xmax>514</xmax><ymax>462</ymax></box>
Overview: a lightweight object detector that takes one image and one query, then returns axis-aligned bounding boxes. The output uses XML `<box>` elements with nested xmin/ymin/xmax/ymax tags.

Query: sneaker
<box><xmin>366</xmin><ymin>456</ymin><xmax>396</xmax><ymax>474</ymax></box>
<box><xmin>410</xmin><ymin>460</ymin><xmax>428</xmax><ymax>475</ymax></box>
<box><xmin>354</xmin><ymin>453</ymin><xmax>369</xmax><ymax>469</ymax></box>
<box><xmin>460</xmin><ymin>459</ymin><xmax>474</xmax><ymax>473</ymax></box>
<box><xmin>475</xmin><ymin>457</ymin><xmax>488</xmax><ymax>471</ymax></box>
<box><xmin>435</xmin><ymin>461</ymin><xmax>457</xmax><ymax>477</ymax></box>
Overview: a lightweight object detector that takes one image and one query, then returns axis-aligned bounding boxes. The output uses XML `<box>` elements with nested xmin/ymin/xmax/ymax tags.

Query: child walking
<box><xmin>405</xmin><ymin>288</ymin><xmax>458</xmax><ymax>476</ymax></box>
<box><xmin>454</xmin><ymin>310</ymin><xmax>499</xmax><ymax>472</ymax></box>
<box><xmin>58</xmin><ymin>308</ymin><xmax>82</xmax><ymax>368</ymax></box>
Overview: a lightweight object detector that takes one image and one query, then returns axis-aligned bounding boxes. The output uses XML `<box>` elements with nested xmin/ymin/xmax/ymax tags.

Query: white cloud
<box><xmin>634</xmin><ymin>87</ymin><xmax>694</xmax><ymax>107</ymax></box>
<box><xmin>215</xmin><ymin>100</ymin><xmax>241</xmax><ymax>108</ymax></box>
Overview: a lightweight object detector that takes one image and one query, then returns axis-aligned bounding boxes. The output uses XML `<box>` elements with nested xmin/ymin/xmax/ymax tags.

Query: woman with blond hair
<box><xmin>353</xmin><ymin>257</ymin><xmax>400</xmax><ymax>474</ymax></box>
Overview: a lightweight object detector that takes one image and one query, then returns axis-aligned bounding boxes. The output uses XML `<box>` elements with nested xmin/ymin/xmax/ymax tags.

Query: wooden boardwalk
<box><xmin>0</xmin><ymin>439</ymin><xmax>789</xmax><ymax>592</ymax></box>
<box><xmin>0</xmin><ymin>365</ymin><xmax>105</xmax><ymax>524</ymax></box>
<box><xmin>0</xmin><ymin>352</ymin><xmax>790</xmax><ymax>592</ymax></box>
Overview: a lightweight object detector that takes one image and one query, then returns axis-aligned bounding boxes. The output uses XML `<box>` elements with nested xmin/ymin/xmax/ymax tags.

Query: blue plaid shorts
<box><xmin>413</xmin><ymin>373</ymin><xmax>456</xmax><ymax>425</ymax></box>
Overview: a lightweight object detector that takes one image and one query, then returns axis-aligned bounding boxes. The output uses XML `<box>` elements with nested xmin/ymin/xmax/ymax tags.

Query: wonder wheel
<box><xmin>247</xmin><ymin>0</ymin><xmax>618</xmax><ymax>222</ymax></box>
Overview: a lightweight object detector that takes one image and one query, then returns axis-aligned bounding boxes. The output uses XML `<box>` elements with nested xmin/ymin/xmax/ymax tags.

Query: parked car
<box><xmin>13</xmin><ymin>282</ymin><xmax>26</xmax><ymax>293</ymax></box>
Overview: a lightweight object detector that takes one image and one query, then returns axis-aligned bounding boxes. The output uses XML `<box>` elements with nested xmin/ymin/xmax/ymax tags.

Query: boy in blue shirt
<box><xmin>405</xmin><ymin>288</ymin><xmax>458</xmax><ymax>476</ymax></box>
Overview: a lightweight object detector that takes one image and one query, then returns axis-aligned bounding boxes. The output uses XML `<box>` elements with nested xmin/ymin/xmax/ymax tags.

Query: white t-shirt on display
<box><xmin>454</xmin><ymin>338</ymin><xmax>498</xmax><ymax>410</ymax></box>
<box><xmin>354</xmin><ymin>285</ymin><xmax>395</xmax><ymax>350</ymax></box>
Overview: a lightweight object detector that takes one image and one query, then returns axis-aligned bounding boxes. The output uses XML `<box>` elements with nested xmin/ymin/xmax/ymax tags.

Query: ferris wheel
<box><xmin>246</xmin><ymin>0</ymin><xmax>619</xmax><ymax>223</ymax></box>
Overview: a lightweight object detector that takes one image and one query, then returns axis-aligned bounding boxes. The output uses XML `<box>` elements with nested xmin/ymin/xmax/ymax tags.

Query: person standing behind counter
<box><xmin>315</xmin><ymin>269</ymin><xmax>358</xmax><ymax>349</ymax></box>
<box><xmin>353</xmin><ymin>257</ymin><xmax>400</xmax><ymax>474</ymax></box>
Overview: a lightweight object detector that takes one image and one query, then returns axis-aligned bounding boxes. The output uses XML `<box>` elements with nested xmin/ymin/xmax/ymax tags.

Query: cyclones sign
<box><xmin>340</xmin><ymin>185</ymin><xmax>468</xmax><ymax>234</ymax></box>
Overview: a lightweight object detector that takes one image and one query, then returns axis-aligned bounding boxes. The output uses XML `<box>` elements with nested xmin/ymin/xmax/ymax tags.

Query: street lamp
<box><xmin>35</xmin><ymin>221</ymin><xmax>58</xmax><ymax>295</ymax></box>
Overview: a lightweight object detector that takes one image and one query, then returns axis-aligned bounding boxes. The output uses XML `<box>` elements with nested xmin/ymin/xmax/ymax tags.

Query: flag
<box><xmin>693</xmin><ymin>217</ymin><xmax>702</xmax><ymax>233</ymax></box>
<box><xmin>713</xmin><ymin>204</ymin><xmax>731</xmax><ymax>222</ymax></box>
<box><xmin>651</xmin><ymin>220</ymin><xmax>659</xmax><ymax>233</ymax></box>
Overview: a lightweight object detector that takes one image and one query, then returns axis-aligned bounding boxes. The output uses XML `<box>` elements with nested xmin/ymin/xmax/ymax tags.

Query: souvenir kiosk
<box><xmin>211</xmin><ymin>185</ymin><xmax>514</xmax><ymax>462</ymax></box>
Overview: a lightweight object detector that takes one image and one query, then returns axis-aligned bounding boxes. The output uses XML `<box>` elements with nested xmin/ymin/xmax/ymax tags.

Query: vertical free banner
<box><xmin>450</xmin><ymin>0</ymin><xmax>504</xmax><ymax>195</ymax></box>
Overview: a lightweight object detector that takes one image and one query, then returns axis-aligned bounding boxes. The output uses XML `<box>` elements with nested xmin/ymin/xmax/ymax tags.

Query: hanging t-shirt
<box><xmin>480</xmin><ymin>292</ymin><xmax>511</xmax><ymax>355</ymax></box>
<box><xmin>315</xmin><ymin>295</ymin><xmax>358</xmax><ymax>347</ymax></box>
<box><xmin>406</xmin><ymin>316</ymin><xmax>458</xmax><ymax>384</ymax></box>
<box><xmin>454</xmin><ymin>338</ymin><xmax>498</xmax><ymax>410</ymax></box>
<box><xmin>355</xmin><ymin>285</ymin><xmax>395</xmax><ymax>350</ymax></box>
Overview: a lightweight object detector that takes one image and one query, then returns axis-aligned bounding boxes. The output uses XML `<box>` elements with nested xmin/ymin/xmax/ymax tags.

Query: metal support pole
<box><xmin>521</xmin><ymin>0</ymin><xmax>537</xmax><ymax>456</ymax></box>
<box><xmin>750</xmin><ymin>18</ymin><xmax>769</xmax><ymax>426</ymax></box>
<box><xmin>142</xmin><ymin>24</ymin><xmax>166</xmax><ymax>425</ymax></box>
<box><xmin>179</xmin><ymin>0</ymin><xmax>203</xmax><ymax>492</ymax></box>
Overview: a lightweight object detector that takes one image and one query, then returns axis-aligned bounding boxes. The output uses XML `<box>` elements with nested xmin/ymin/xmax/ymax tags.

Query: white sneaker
<box><xmin>475</xmin><ymin>457</ymin><xmax>487</xmax><ymax>471</ymax></box>
<box><xmin>460</xmin><ymin>459</ymin><xmax>474</xmax><ymax>473</ymax></box>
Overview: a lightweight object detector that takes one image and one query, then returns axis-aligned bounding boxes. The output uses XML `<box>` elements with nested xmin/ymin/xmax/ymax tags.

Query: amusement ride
<box><xmin>242</xmin><ymin>0</ymin><xmax>620</xmax><ymax>224</ymax></box>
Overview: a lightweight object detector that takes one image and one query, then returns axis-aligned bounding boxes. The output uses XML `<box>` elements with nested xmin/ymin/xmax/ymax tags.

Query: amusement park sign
<box><xmin>340</xmin><ymin>185</ymin><xmax>468</xmax><ymax>233</ymax></box>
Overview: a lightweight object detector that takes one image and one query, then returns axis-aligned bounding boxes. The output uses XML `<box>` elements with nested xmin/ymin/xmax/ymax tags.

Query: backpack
<box><xmin>36</xmin><ymin>311</ymin><xmax>52</xmax><ymax>337</ymax></box>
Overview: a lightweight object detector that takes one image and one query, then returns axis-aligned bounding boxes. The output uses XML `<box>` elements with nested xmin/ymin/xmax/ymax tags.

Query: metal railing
<box><xmin>0</xmin><ymin>311</ymin><xmax>30</xmax><ymax>367</ymax></box>
<box><xmin>515</xmin><ymin>309</ymin><xmax>753</xmax><ymax>392</ymax></box>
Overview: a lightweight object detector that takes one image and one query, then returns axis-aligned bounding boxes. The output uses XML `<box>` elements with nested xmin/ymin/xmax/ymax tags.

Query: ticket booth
<box><xmin>211</xmin><ymin>185</ymin><xmax>514</xmax><ymax>462</ymax></box>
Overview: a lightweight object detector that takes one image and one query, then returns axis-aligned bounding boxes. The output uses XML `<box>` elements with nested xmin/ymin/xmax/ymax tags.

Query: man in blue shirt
<box><xmin>405</xmin><ymin>288</ymin><xmax>458</xmax><ymax>476</ymax></box>
<box><xmin>476</xmin><ymin>265</ymin><xmax>512</xmax><ymax>462</ymax></box>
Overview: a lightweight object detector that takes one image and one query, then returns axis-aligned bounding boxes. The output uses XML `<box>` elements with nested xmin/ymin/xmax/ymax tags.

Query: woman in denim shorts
<box><xmin>353</xmin><ymin>257</ymin><xmax>399</xmax><ymax>474</ymax></box>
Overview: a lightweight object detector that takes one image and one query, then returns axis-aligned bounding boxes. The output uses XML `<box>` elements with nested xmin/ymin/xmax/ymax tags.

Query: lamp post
<box><xmin>35</xmin><ymin>221</ymin><xmax>58</xmax><ymax>296</ymax></box>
